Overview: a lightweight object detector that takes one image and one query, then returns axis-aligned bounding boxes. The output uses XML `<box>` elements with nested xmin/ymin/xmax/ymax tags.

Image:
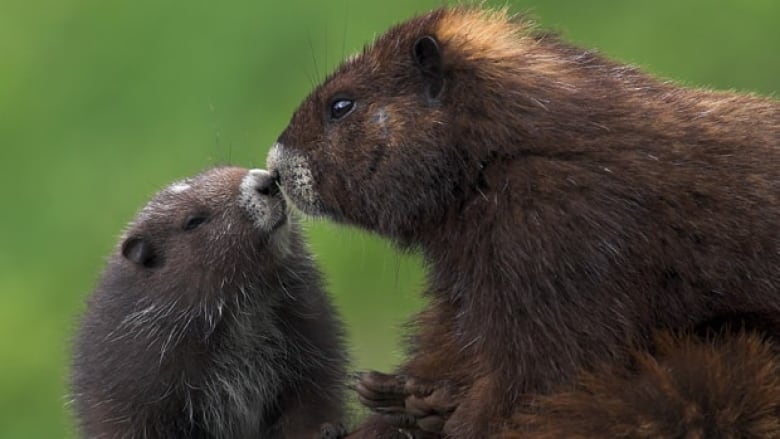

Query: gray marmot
<box><xmin>71</xmin><ymin>167</ymin><xmax>347</xmax><ymax>438</ymax></box>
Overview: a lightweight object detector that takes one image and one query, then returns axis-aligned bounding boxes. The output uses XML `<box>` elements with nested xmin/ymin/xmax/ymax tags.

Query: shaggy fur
<box><xmin>269</xmin><ymin>6</ymin><xmax>779</xmax><ymax>438</ymax></box>
<box><xmin>505</xmin><ymin>332</ymin><xmax>780</xmax><ymax>439</ymax></box>
<box><xmin>71</xmin><ymin>167</ymin><xmax>347</xmax><ymax>438</ymax></box>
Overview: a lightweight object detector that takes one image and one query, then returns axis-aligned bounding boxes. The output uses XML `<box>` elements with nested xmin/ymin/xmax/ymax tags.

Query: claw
<box><xmin>360</xmin><ymin>371</ymin><xmax>408</xmax><ymax>393</ymax></box>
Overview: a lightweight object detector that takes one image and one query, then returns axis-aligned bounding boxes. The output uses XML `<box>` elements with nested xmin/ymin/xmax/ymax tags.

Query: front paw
<box><xmin>355</xmin><ymin>371</ymin><xmax>458</xmax><ymax>434</ymax></box>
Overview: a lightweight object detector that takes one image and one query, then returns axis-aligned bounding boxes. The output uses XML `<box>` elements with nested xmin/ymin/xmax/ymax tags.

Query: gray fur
<box><xmin>267</xmin><ymin>144</ymin><xmax>325</xmax><ymax>217</ymax></box>
<box><xmin>71</xmin><ymin>167</ymin><xmax>347</xmax><ymax>439</ymax></box>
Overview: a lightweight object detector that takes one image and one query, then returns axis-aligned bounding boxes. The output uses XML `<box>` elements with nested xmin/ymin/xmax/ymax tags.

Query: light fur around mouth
<box><xmin>238</xmin><ymin>169</ymin><xmax>288</xmax><ymax>233</ymax></box>
<box><xmin>267</xmin><ymin>142</ymin><xmax>327</xmax><ymax>217</ymax></box>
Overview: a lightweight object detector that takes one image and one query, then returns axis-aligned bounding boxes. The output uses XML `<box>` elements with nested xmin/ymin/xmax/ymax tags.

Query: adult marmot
<box><xmin>269</xmin><ymin>7</ymin><xmax>779</xmax><ymax>438</ymax></box>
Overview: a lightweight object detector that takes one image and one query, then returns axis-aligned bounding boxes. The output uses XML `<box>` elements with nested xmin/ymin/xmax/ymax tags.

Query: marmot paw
<box><xmin>355</xmin><ymin>371</ymin><xmax>458</xmax><ymax>434</ymax></box>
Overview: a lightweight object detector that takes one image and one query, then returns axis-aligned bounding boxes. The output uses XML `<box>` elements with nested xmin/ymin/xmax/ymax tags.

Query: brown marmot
<box><xmin>268</xmin><ymin>6</ymin><xmax>779</xmax><ymax>438</ymax></box>
<box><xmin>71</xmin><ymin>167</ymin><xmax>348</xmax><ymax>438</ymax></box>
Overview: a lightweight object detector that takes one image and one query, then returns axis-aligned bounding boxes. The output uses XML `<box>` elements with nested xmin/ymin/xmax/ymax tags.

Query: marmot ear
<box><xmin>413</xmin><ymin>35</ymin><xmax>444</xmax><ymax>100</ymax></box>
<box><xmin>121</xmin><ymin>237</ymin><xmax>158</xmax><ymax>268</ymax></box>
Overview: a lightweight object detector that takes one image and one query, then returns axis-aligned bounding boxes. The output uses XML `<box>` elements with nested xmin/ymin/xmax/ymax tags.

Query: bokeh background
<box><xmin>1</xmin><ymin>0</ymin><xmax>777</xmax><ymax>436</ymax></box>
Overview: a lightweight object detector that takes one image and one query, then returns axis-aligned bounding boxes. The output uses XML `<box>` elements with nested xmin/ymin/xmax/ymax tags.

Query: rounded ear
<box><xmin>413</xmin><ymin>35</ymin><xmax>444</xmax><ymax>100</ymax></box>
<box><xmin>121</xmin><ymin>237</ymin><xmax>158</xmax><ymax>268</ymax></box>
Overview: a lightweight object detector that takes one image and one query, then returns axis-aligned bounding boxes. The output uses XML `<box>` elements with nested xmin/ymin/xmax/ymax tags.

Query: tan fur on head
<box><xmin>434</xmin><ymin>7</ymin><xmax>528</xmax><ymax>61</ymax></box>
<box><xmin>504</xmin><ymin>332</ymin><xmax>780</xmax><ymax>438</ymax></box>
<box><xmin>434</xmin><ymin>7</ymin><xmax>578</xmax><ymax>82</ymax></box>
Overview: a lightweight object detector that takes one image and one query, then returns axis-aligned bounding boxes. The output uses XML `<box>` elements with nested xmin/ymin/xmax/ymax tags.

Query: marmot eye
<box><xmin>329</xmin><ymin>98</ymin><xmax>355</xmax><ymax>121</ymax></box>
<box><xmin>183</xmin><ymin>215</ymin><xmax>208</xmax><ymax>231</ymax></box>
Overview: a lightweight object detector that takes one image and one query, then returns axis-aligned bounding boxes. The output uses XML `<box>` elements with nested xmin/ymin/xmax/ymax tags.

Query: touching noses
<box><xmin>250</xmin><ymin>169</ymin><xmax>280</xmax><ymax>197</ymax></box>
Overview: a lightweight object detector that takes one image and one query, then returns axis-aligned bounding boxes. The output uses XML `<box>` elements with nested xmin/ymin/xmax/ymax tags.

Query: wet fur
<box><xmin>271</xmin><ymin>7</ymin><xmax>779</xmax><ymax>438</ymax></box>
<box><xmin>71</xmin><ymin>167</ymin><xmax>347</xmax><ymax>438</ymax></box>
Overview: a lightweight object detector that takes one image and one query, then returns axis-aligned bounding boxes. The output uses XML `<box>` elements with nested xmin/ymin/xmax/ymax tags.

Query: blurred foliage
<box><xmin>0</xmin><ymin>0</ymin><xmax>776</xmax><ymax>437</ymax></box>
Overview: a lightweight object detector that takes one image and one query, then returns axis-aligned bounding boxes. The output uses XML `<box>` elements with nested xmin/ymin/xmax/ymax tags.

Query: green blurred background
<box><xmin>1</xmin><ymin>0</ymin><xmax>777</xmax><ymax>436</ymax></box>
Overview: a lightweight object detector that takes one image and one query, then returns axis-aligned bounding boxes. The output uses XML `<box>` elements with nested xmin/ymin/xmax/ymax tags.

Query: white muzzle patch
<box><xmin>238</xmin><ymin>169</ymin><xmax>286</xmax><ymax>233</ymax></box>
<box><xmin>267</xmin><ymin>143</ymin><xmax>325</xmax><ymax>216</ymax></box>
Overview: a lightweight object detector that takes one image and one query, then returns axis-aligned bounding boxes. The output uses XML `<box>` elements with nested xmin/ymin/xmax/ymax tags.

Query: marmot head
<box><xmin>269</xmin><ymin>8</ymin><xmax>539</xmax><ymax>243</ymax></box>
<box><xmin>116</xmin><ymin>167</ymin><xmax>290</xmax><ymax>301</ymax></box>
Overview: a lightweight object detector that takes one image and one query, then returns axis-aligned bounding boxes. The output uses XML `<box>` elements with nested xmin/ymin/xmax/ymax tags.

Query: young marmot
<box><xmin>268</xmin><ymin>6</ymin><xmax>779</xmax><ymax>438</ymax></box>
<box><xmin>71</xmin><ymin>167</ymin><xmax>347</xmax><ymax>438</ymax></box>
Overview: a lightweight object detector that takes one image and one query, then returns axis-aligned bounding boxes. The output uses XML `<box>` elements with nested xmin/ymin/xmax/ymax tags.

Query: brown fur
<box><xmin>505</xmin><ymin>332</ymin><xmax>780</xmax><ymax>439</ymax></box>
<box><xmin>269</xmin><ymin>6</ymin><xmax>779</xmax><ymax>438</ymax></box>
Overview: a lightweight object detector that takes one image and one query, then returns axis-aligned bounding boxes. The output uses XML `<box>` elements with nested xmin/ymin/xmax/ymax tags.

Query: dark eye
<box><xmin>329</xmin><ymin>98</ymin><xmax>355</xmax><ymax>121</ymax></box>
<box><xmin>183</xmin><ymin>215</ymin><xmax>208</xmax><ymax>231</ymax></box>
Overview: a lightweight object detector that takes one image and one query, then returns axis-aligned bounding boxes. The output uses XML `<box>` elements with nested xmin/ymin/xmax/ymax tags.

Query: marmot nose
<box><xmin>251</xmin><ymin>169</ymin><xmax>280</xmax><ymax>197</ymax></box>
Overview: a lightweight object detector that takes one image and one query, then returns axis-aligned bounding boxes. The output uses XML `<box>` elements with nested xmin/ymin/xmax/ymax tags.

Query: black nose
<box><xmin>255</xmin><ymin>170</ymin><xmax>280</xmax><ymax>196</ymax></box>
